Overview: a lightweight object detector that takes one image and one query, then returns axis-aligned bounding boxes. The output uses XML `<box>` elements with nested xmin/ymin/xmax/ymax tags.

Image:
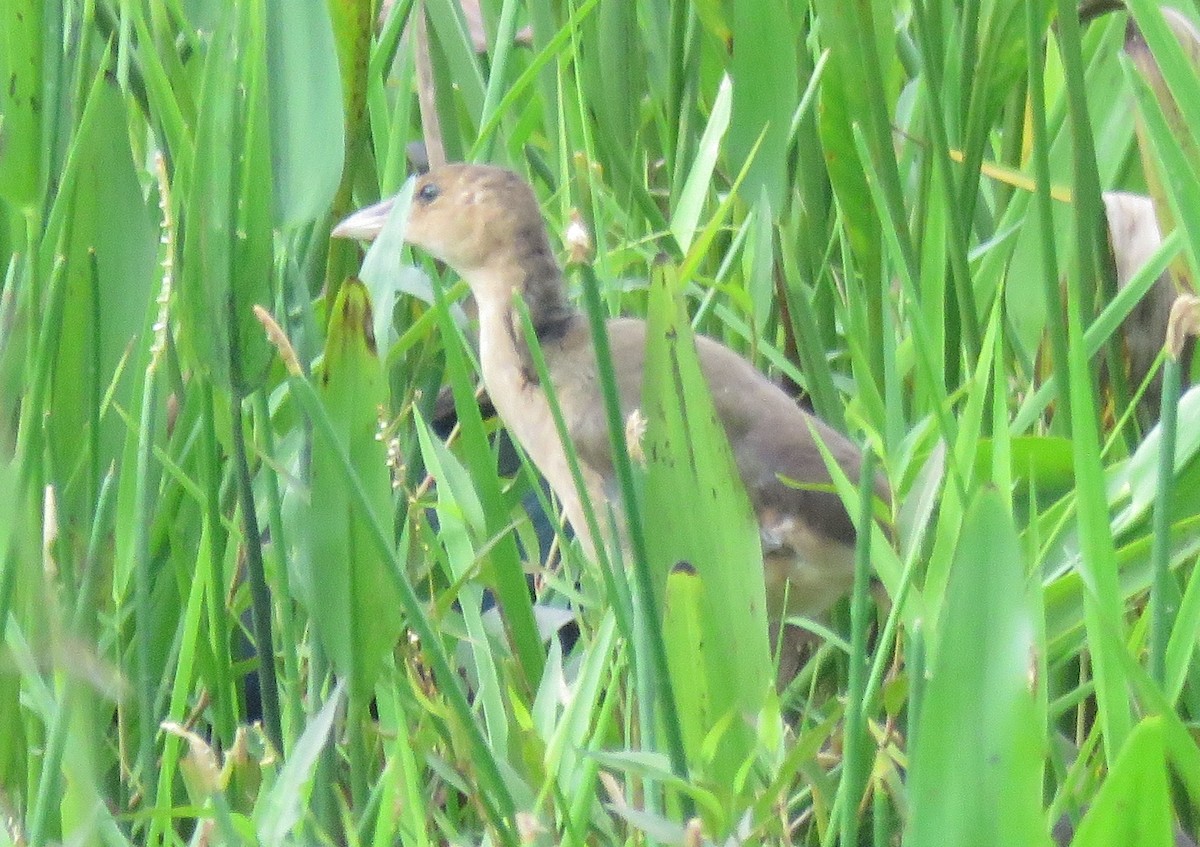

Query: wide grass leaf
<box><xmin>1072</xmin><ymin>716</ymin><xmax>1173</xmax><ymax>847</ymax></box>
<box><xmin>907</xmin><ymin>487</ymin><xmax>1048</xmax><ymax>847</ymax></box>
<box><xmin>661</xmin><ymin>562</ymin><xmax>712</xmax><ymax>763</ymax></box>
<box><xmin>642</xmin><ymin>271</ymin><xmax>772</xmax><ymax>795</ymax></box>
<box><xmin>0</xmin><ymin>0</ymin><xmax>42</xmax><ymax>208</ymax></box>
<box><xmin>303</xmin><ymin>280</ymin><xmax>401</xmax><ymax>704</ymax></box>
<box><xmin>47</xmin><ymin>79</ymin><xmax>157</xmax><ymax>534</ymax></box>
<box><xmin>179</xmin><ymin>1</ymin><xmax>275</xmax><ymax>394</ymax></box>
<box><xmin>265</xmin><ymin>0</ymin><xmax>344</xmax><ymax>227</ymax></box>
<box><xmin>812</xmin><ymin>0</ymin><xmax>884</xmax><ymax>281</ymax></box>
<box><xmin>728</xmin><ymin>0</ymin><xmax>796</xmax><ymax>212</ymax></box>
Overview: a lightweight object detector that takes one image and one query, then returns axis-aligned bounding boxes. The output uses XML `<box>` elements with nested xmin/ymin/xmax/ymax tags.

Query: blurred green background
<box><xmin>1</xmin><ymin>0</ymin><xmax>1199</xmax><ymax>844</ymax></box>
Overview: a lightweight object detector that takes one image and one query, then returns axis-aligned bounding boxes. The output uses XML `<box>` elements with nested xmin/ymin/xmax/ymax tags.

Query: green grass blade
<box><xmin>907</xmin><ymin>488</ymin><xmax>1048</xmax><ymax>847</ymax></box>
<box><xmin>728</xmin><ymin>0</ymin><xmax>797</xmax><ymax>212</ymax></box>
<box><xmin>1071</xmin><ymin>717</ymin><xmax>1173</xmax><ymax>847</ymax></box>
<box><xmin>306</xmin><ymin>280</ymin><xmax>402</xmax><ymax>707</ymax></box>
<box><xmin>0</xmin><ymin>0</ymin><xmax>44</xmax><ymax>209</ymax></box>
<box><xmin>641</xmin><ymin>266</ymin><xmax>772</xmax><ymax>803</ymax></box>
<box><xmin>265</xmin><ymin>0</ymin><xmax>344</xmax><ymax>227</ymax></box>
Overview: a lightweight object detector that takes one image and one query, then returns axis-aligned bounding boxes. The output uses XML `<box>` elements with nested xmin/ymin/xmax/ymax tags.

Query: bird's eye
<box><xmin>416</xmin><ymin>182</ymin><xmax>440</xmax><ymax>204</ymax></box>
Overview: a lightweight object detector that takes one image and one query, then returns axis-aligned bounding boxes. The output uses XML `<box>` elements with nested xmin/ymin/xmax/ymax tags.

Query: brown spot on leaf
<box><xmin>361</xmin><ymin>304</ymin><xmax>377</xmax><ymax>355</ymax></box>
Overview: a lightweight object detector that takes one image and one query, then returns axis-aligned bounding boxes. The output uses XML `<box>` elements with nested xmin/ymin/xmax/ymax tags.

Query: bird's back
<box><xmin>549</xmin><ymin>317</ymin><xmax>879</xmax><ymax>535</ymax></box>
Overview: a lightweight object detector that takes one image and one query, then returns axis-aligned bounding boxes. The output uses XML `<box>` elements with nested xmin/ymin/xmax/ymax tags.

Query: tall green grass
<box><xmin>1</xmin><ymin>0</ymin><xmax>1199</xmax><ymax>844</ymax></box>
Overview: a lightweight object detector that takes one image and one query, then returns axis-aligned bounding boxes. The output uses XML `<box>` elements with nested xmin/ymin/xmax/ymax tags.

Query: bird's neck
<box><xmin>512</xmin><ymin>237</ymin><xmax>578</xmax><ymax>343</ymax></box>
<box><xmin>469</xmin><ymin>257</ymin><xmax>605</xmax><ymax>560</ymax></box>
<box><xmin>471</xmin><ymin>249</ymin><xmax>579</xmax><ymax>385</ymax></box>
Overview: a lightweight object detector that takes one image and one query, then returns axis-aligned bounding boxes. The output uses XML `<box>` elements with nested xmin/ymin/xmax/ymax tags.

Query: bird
<box><xmin>333</xmin><ymin>163</ymin><xmax>887</xmax><ymax>626</ymax></box>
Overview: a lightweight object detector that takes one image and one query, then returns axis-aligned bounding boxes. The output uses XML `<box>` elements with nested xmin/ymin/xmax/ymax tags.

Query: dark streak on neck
<box><xmin>506</xmin><ymin>219</ymin><xmax>580</xmax><ymax>384</ymax></box>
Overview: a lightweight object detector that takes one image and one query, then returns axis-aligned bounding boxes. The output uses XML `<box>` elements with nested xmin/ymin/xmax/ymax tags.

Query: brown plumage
<box><xmin>334</xmin><ymin>163</ymin><xmax>886</xmax><ymax>619</ymax></box>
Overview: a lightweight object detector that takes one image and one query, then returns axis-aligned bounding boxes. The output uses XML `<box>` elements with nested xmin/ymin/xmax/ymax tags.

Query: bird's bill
<box><xmin>331</xmin><ymin>197</ymin><xmax>395</xmax><ymax>241</ymax></box>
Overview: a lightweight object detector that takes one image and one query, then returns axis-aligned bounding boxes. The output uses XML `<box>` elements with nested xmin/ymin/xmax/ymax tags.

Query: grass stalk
<box><xmin>1151</xmin><ymin>294</ymin><xmax>1199</xmax><ymax>684</ymax></box>
<box><xmin>131</xmin><ymin>340</ymin><xmax>162</xmax><ymax>792</ymax></box>
<box><xmin>199</xmin><ymin>381</ymin><xmax>236</xmax><ymax>744</ymax></box>
<box><xmin>1149</xmin><ymin>353</ymin><xmax>1181</xmax><ymax>684</ymax></box>
<box><xmin>1025</xmin><ymin>0</ymin><xmax>1071</xmax><ymax>431</ymax></box>
<box><xmin>910</xmin><ymin>0</ymin><xmax>983</xmax><ymax>379</ymax></box>
<box><xmin>1055</xmin><ymin>0</ymin><xmax>1132</xmax><ymax>763</ymax></box>
<box><xmin>229</xmin><ymin>381</ymin><xmax>284</xmax><ymax>754</ymax></box>
<box><xmin>573</xmin><ymin>259</ymin><xmax>691</xmax><ymax>788</ymax></box>
<box><xmin>849</xmin><ymin>126</ymin><xmax>967</xmax><ymax>502</ymax></box>
<box><xmin>837</xmin><ymin>450</ymin><xmax>880</xmax><ymax>847</ymax></box>
<box><xmin>252</xmin><ymin>388</ymin><xmax>304</xmax><ymax>741</ymax></box>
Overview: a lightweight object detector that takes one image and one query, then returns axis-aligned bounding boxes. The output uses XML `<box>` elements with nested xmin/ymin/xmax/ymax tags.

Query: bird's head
<box><xmin>333</xmin><ymin>164</ymin><xmax>558</xmax><ymax>307</ymax></box>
